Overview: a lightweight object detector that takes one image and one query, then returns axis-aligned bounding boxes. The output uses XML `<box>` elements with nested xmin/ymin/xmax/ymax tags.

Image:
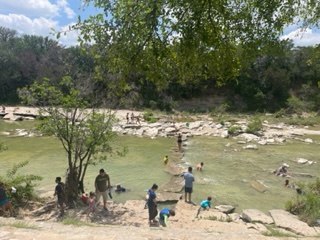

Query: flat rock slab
<box><xmin>250</xmin><ymin>180</ymin><xmax>267</xmax><ymax>192</ymax></box>
<box><xmin>164</xmin><ymin>163</ymin><xmax>185</xmax><ymax>176</ymax></box>
<box><xmin>214</xmin><ymin>205</ymin><xmax>235</xmax><ymax>214</ymax></box>
<box><xmin>269</xmin><ymin>209</ymin><xmax>317</xmax><ymax>236</ymax></box>
<box><xmin>159</xmin><ymin>176</ymin><xmax>184</xmax><ymax>193</ymax></box>
<box><xmin>241</xmin><ymin>209</ymin><xmax>274</xmax><ymax>224</ymax></box>
<box><xmin>157</xmin><ymin>192</ymin><xmax>182</xmax><ymax>203</ymax></box>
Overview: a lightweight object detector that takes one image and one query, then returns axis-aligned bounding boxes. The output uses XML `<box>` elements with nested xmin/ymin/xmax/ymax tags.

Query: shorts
<box><xmin>185</xmin><ymin>187</ymin><xmax>193</xmax><ymax>193</ymax></box>
<box><xmin>96</xmin><ymin>191</ymin><xmax>108</xmax><ymax>202</ymax></box>
<box><xmin>57</xmin><ymin>197</ymin><xmax>65</xmax><ymax>206</ymax></box>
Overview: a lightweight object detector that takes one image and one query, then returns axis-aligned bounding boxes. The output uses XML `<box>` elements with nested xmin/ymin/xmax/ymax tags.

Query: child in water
<box><xmin>163</xmin><ymin>156</ymin><xmax>168</xmax><ymax>165</ymax></box>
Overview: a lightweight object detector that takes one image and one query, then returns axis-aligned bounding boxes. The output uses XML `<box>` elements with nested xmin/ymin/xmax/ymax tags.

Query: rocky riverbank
<box><xmin>1</xmin><ymin>106</ymin><xmax>320</xmax><ymax>239</ymax></box>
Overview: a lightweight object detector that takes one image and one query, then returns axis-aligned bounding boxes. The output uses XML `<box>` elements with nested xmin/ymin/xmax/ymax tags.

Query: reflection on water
<box><xmin>0</xmin><ymin>121</ymin><xmax>319</xmax><ymax>213</ymax></box>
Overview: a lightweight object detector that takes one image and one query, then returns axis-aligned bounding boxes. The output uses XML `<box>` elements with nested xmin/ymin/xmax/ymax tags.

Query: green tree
<box><xmin>73</xmin><ymin>0</ymin><xmax>320</xmax><ymax>90</ymax></box>
<box><xmin>19</xmin><ymin>77</ymin><xmax>126</xmax><ymax>206</ymax></box>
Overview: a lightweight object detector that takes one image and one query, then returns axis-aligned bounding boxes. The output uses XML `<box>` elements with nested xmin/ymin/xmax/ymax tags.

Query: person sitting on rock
<box><xmin>81</xmin><ymin>193</ymin><xmax>89</xmax><ymax>204</ymax></box>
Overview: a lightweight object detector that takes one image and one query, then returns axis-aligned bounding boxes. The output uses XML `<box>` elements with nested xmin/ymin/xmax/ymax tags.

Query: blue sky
<box><xmin>0</xmin><ymin>0</ymin><xmax>320</xmax><ymax>47</ymax></box>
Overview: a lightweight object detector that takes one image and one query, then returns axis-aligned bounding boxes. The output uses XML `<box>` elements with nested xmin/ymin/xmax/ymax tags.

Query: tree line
<box><xmin>1</xmin><ymin>25</ymin><xmax>320</xmax><ymax>113</ymax></box>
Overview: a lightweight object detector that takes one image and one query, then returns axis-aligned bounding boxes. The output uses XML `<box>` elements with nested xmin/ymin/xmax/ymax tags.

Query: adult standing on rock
<box><xmin>147</xmin><ymin>183</ymin><xmax>158</xmax><ymax>226</ymax></box>
<box><xmin>184</xmin><ymin>167</ymin><xmax>195</xmax><ymax>203</ymax></box>
<box><xmin>95</xmin><ymin>168</ymin><xmax>111</xmax><ymax>211</ymax></box>
<box><xmin>177</xmin><ymin>133</ymin><xmax>182</xmax><ymax>152</ymax></box>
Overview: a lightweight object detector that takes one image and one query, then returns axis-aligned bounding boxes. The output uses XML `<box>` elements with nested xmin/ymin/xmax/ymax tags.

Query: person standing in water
<box><xmin>177</xmin><ymin>133</ymin><xmax>182</xmax><ymax>152</ymax></box>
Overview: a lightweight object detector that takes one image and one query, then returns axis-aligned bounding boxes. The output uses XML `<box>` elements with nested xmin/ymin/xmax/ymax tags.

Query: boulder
<box><xmin>188</xmin><ymin>121</ymin><xmax>204</xmax><ymax>130</ymax></box>
<box><xmin>296</xmin><ymin>158</ymin><xmax>308</xmax><ymax>164</ymax></box>
<box><xmin>144</xmin><ymin>128</ymin><xmax>159</xmax><ymax>137</ymax></box>
<box><xmin>243</xmin><ymin>144</ymin><xmax>258</xmax><ymax>150</ymax></box>
<box><xmin>241</xmin><ymin>209</ymin><xmax>273</xmax><ymax>224</ymax></box>
<box><xmin>304</xmin><ymin>138</ymin><xmax>313</xmax><ymax>143</ymax></box>
<box><xmin>214</xmin><ymin>205</ymin><xmax>235</xmax><ymax>214</ymax></box>
<box><xmin>269</xmin><ymin>209</ymin><xmax>318</xmax><ymax>236</ymax></box>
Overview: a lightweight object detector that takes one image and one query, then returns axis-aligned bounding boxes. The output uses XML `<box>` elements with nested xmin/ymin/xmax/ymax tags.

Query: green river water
<box><xmin>0</xmin><ymin>120</ymin><xmax>319</xmax><ymax>213</ymax></box>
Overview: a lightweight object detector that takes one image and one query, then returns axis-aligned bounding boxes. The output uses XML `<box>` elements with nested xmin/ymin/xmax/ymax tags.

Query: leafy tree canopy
<box><xmin>19</xmin><ymin>77</ymin><xmax>127</xmax><ymax>205</ymax></box>
<box><xmin>74</xmin><ymin>0</ymin><xmax>320</xmax><ymax>88</ymax></box>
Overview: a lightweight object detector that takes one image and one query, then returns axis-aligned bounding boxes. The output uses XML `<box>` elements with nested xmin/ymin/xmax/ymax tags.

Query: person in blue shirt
<box><xmin>159</xmin><ymin>208</ymin><xmax>175</xmax><ymax>227</ymax></box>
<box><xmin>196</xmin><ymin>196</ymin><xmax>212</xmax><ymax>218</ymax></box>
<box><xmin>147</xmin><ymin>183</ymin><xmax>158</xmax><ymax>225</ymax></box>
<box><xmin>184</xmin><ymin>167</ymin><xmax>195</xmax><ymax>203</ymax></box>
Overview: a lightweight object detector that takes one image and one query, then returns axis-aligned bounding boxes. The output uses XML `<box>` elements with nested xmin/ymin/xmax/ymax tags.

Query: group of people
<box><xmin>54</xmin><ymin>168</ymin><xmax>131</xmax><ymax>217</ymax></box>
<box><xmin>126</xmin><ymin>112</ymin><xmax>141</xmax><ymax>125</ymax></box>
<box><xmin>146</xmin><ymin>183</ymin><xmax>176</xmax><ymax>227</ymax></box>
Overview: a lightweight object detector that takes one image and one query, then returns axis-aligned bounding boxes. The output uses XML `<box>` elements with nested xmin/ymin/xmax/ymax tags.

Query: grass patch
<box><xmin>206</xmin><ymin>215</ymin><xmax>232</xmax><ymax>222</ymax></box>
<box><xmin>0</xmin><ymin>221</ymin><xmax>38</xmax><ymax>229</ymax></box>
<box><xmin>62</xmin><ymin>217</ymin><xmax>96</xmax><ymax>227</ymax></box>
<box><xmin>262</xmin><ymin>226</ymin><xmax>297</xmax><ymax>237</ymax></box>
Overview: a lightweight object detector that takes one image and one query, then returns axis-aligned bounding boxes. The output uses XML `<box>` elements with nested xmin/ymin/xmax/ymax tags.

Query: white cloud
<box><xmin>57</xmin><ymin>0</ymin><xmax>76</xmax><ymax>19</ymax></box>
<box><xmin>0</xmin><ymin>14</ymin><xmax>57</xmax><ymax>36</ymax></box>
<box><xmin>0</xmin><ymin>13</ymin><xmax>79</xmax><ymax>46</ymax></box>
<box><xmin>1</xmin><ymin>0</ymin><xmax>59</xmax><ymax>18</ymax></box>
<box><xmin>281</xmin><ymin>28</ymin><xmax>320</xmax><ymax>46</ymax></box>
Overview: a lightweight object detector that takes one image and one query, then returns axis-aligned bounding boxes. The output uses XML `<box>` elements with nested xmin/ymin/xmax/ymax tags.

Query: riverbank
<box><xmin>1</xmin><ymin>106</ymin><xmax>320</xmax><ymax>239</ymax></box>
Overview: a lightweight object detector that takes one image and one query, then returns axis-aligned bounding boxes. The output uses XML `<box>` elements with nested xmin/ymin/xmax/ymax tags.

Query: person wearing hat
<box><xmin>275</xmin><ymin>163</ymin><xmax>290</xmax><ymax>176</ymax></box>
<box><xmin>94</xmin><ymin>168</ymin><xmax>111</xmax><ymax>210</ymax></box>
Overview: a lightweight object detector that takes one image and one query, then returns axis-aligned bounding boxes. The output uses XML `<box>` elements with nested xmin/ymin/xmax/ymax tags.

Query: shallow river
<box><xmin>0</xmin><ymin>120</ymin><xmax>319</xmax><ymax>213</ymax></box>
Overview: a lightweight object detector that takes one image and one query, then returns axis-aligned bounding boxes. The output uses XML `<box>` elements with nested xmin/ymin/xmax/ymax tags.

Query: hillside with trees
<box><xmin>1</xmin><ymin>25</ymin><xmax>319</xmax><ymax>114</ymax></box>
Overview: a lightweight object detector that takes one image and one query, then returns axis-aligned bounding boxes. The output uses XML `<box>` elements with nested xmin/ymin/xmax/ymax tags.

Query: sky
<box><xmin>0</xmin><ymin>0</ymin><xmax>320</xmax><ymax>47</ymax></box>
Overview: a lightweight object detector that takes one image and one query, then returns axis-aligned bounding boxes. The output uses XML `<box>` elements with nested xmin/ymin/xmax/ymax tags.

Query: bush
<box><xmin>285</xmin><ymin>178</ymin><xmax>320</xmax><ymax>226</ymax></box>
<box><xmin>228</xmin><ymin>125</ymin><xmax>242</xmax><ymax>135</ymax></box>
<box><xmin>143</xmin><ymin>110</ymin><xmax>158</xmax><ymax>123</ymax></box>
<box><xmin>246</xmin><ymin>117</ymin><xmax>262</xmax><ymax>134</ymax></box>
<box><xmin>0</xmin><ymin>161</ymin><xmax>43</xmax><ymax>205</ymax></box>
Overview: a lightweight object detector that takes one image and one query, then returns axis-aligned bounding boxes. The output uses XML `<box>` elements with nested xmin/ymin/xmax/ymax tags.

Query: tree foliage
<box><xmin>286</xmin><ymin>178</ymin><xmax>320</xmax><ymax>226</ymax></box>
<box><xmin>0</xmin><ymin>161</ymin><xmax>43</xmax><ymax>205</ymax></box>
<box><xmin>76</xmin><ymin>0</ymin><xmax>320</xmax><ymax>88</ymax></box>
<box><xmin>19</xmin><ymin>77</ymin><xmax>127</xmax><ymax>206</ymax></box>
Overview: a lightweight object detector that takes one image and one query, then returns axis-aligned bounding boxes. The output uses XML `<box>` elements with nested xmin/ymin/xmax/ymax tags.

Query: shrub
<box><xmin>228</xmin><ymin>125</ymin><xmax>242</xmax><ymax>135</ymax></box>
<box><xmin>246</xmin><ymin>117</ymin><xmax>262</xmax><ymax>133</ymax></box>
<box><xmin>0</xmin><ymin>161</ymin><xmax>43</xmax><ymax>205</ymax></box>
<box><xmin>143</xmin><ymin>110</ymin><xmax>158</xmax><ymax>123</ymax></box>
<box><xmin>285</xmin><ymin>178</ymin><xmax>320</xmax><ymax>226</ymax></box>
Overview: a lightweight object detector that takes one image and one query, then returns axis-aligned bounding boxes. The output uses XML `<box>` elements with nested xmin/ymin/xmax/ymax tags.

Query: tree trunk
<box><xmin>65</xmin><ymin>166</ymin><xmax>79</xmax><ymax>208</ymax></box>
